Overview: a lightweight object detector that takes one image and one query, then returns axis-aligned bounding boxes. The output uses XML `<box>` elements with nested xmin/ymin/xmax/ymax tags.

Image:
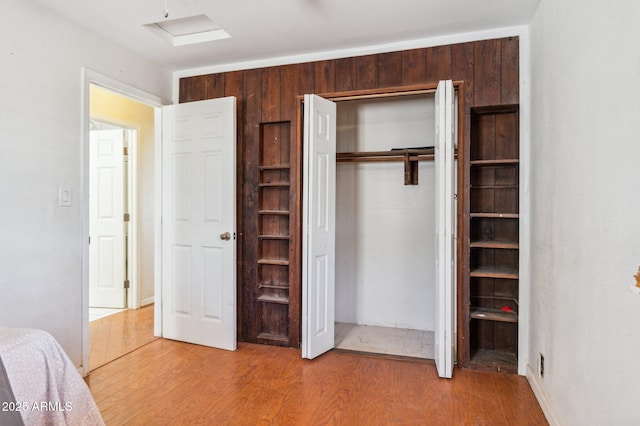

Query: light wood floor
<box><xmin>89</xmin><ymin>304</ymin><xmax>158</xmax><ymax>371</ymax></box>
<box><xmin>87</xmin><ymin>338</ymin><xmax>548</xmax><ymax>425</ymax></box>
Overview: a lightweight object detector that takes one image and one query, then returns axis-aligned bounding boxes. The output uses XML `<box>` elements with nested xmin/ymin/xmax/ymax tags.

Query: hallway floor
<box><xmin>89</xmin><ymin>304</ymin><xmax>157</xmax><ymax>371</ymax></box>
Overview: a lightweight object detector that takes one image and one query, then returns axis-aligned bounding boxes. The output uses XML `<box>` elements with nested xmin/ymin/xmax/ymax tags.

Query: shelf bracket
<box><xmin>404</xmin><ymin>152</ymin><xmax>419</xmax><ymax>185</ymax></box>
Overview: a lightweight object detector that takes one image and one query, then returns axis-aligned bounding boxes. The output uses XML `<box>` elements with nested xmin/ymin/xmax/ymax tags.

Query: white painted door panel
<box><xmin>89</xmin><ymin>129</ymin><xmax>126</xmax><ymax>309</ymax></box>
<box><xmin>162</xmin><ymin>97</ymin><xmax>236</xmax><ymax>350</ymax></box>
<box><xmin>434</xmin><ymin>80</ymin><xmax>456</xmax><ymax>378</ymax></box>
<box><xmin>302</xmin><ymin>94</ymin><xmax>337</xmax><ymax>359</ymax></box>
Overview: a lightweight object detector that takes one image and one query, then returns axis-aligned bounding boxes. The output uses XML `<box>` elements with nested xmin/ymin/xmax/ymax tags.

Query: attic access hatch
<box><xmin>145</xmin><ymin>14</ymin><xmax>230</xmax><ymax>46</ymax></box>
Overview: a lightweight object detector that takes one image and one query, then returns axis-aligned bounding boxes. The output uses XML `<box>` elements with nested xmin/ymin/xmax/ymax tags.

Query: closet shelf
<box><xmin>470</xmin><ymin>307</ymin><xmax>518</xmax><ymax>323</ymax></box>
<box><xmin>259</xmin><ymin>182</ymin><xmax>290</xmax><ymax>187</ymax></box>
<box><xmin>469</xmin><ymin>349</ymin><xmax>518</xmax><ymax>373</ymax></box>
<box><xmin>258</xmin><ymin>259</ymin><xmax>290</xmax><ymax>266</ymax></box>
<box><xmin>259</xmin><ymin>164</ymin><xmax>290</xmax><ymax>170</ymax></box>
<box><xmin>257</xmin><ymin>332</ymin><xmax>289</xmax><ymax>343</ymax></box>
<box><xmin>470</xmin><ymin>159</ymin><xmax>519</xmax><ymax>166</ymax></box>
<box><xmin>258</xmin><ymin>234</ymin><xmax>290</xmax><ymax>240</ymax></box>
<box><xmin>470</xmin><ymin>240</ymin><xmax>519</xmax><ymax>249</ymax></box>
<box><xmin>471</xmin><ymin>185</ymin><xmax>519</xmax><ymax>189</ymax></box>
<box><xmin>259</xmin><ymin>284</ymin><xmax>289</xmax><ymax>290</ymax></box>
<box><xmin>470</xmin><ymin>267</ymin><xmax>519</xmax><ymax>279</ymax></box>
<box><xmin>257</xmin><ymin>294</ymin><xmax>290</xmax><ymax>304</ymax></box>
<box><xmin>258</xmin><ymin>209</ymin><xmax>290</xmax><ymax>215</ymax></box>
<box><xmin>470</xmin><ymin>295</ymin><xmax>519</xmax><ymax>305</ymax></box>
<box><xmin>470</xmin><ymin>212</ymin><xmax>519</xmax><ymax>219</ymax></box>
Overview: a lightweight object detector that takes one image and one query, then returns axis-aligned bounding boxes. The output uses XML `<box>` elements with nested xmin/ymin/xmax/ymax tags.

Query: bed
<box><xmin>0</xmin><ymin>327</ymin><xmax>104</xmax><ymax>426</ymax></box>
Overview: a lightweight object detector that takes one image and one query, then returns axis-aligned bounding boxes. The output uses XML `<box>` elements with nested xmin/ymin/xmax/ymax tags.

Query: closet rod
<box><xmin>337</xmin><ymin>148</ymin><xmax>433</xmax><ymax>163</ymax></box>
<box><xmin>336</xmin><ymin>149</ymin><xmax>457</xmax><ymax>185</ymax></box>
<box><xmin>336</xmin><ymin>149</ymin><xmax>457</xmax><ymax>163</ymax></box>
<box><xmin>336</xmin><ymin>154</ymin><xmax>434</xmax><ymax>163</ymax></box>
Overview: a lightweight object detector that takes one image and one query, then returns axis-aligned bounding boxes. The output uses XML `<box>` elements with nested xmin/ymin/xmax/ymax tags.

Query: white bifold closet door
<box><xmin>302</xmin><ymin>94</ymin><xmax>337</xmax><ymax>359</ymax></box>
<box><xmin>301</xmin><ymin>83</ymin><xmax>456</xmax><ymax>379</ymax></box>
<box><xmin>434</xmin><ymin>80</ymin><xmax>456</xmax><ymax>379</ymax></box>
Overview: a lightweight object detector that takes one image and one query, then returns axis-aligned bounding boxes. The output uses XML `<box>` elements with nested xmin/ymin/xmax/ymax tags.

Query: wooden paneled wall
<box><xmin>179</xmin><ymin>37</ymin><xmax>519</xmax><ymax>355</ymax></box>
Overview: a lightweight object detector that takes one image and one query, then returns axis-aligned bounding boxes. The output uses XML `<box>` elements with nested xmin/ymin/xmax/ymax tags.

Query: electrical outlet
<box><xmin>539</xmin><ymin>353</ymin><xmax>545</xmax><ymax>378</ymax></box>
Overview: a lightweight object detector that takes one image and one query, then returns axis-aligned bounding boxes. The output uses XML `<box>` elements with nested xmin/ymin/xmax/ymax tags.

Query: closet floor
<box><xmin>335</xmin><ymin>322</ymin><xmax>434</xmax><ymax>359</ymax></box>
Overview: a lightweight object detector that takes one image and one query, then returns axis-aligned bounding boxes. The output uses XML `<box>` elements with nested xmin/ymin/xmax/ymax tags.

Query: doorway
<box><xmin>334</xmin><ymin>94</ymin><xmax>438</xmax><ymax>359</ymax></box>
<box><xmin>302</xmin><ymin>81</ymin><xmax>459</xmax><ymax>377</ymax></box>
<box><xmin>87</xmin><ymin>83</ymin><xmax>158</xmax><ymax>370</ymax></box>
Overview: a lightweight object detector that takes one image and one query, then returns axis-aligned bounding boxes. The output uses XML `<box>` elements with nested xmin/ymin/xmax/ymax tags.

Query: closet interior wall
<box><xmin>335</xmin><ymin>95</ymin><xmax>436</xmax><ymax>335</ymax></box>
<box><xmin>178</xmin><ymin>37</ymin><xmax>519</xmax><ymax>369</ymax></box>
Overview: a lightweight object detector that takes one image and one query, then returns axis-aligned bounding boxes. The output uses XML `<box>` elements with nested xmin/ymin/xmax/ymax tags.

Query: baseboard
<box><xmin>526</xmin><ymin>364</ymin><xmax>560</xmax><ymax>426</ymax></box>
<box><xmin>141</xmin><ymin>296</ymin><xmax>154</xmax><ymax>307</ymax></box>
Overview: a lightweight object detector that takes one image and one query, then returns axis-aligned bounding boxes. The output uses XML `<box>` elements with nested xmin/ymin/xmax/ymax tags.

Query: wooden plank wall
<box><xmin>179</xmin><ymin>37</ymin><xmax>519</xmax><ymax>361</ymax></box>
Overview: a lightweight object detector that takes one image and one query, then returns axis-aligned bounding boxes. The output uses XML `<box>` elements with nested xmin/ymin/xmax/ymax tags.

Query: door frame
<box><xmin>296</xmin><ymin>82</ymin><xmax>465</xmax><ymax>364</ymax></box>
<box><xmin>80</xmin><ymin>68</ymin><xmax>168</xmax><ymax>375</ymax></box>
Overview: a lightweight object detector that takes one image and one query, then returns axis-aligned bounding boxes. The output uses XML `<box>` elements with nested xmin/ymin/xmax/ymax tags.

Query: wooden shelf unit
<box><xmin>465</xmin><ymin>104</ymin><xmax>520</xmax><ymax>373</ymax></box>
<box><xmin>256</xmin><ymin>121</ymin><xmax>293</xmax><ymax>345</ymax></box>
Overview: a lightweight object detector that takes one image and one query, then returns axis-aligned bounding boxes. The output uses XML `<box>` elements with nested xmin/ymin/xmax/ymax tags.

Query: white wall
<box><xmin>529</xmin><ymin>0</ymin><xmax>640</xmax><ymax>424</ymax></box>
<box><xmin>0</xmin><ymin>0</ymin><xmax>171</xmax><ymax>367</ymax></box>
<box><xmin>335</xmin><ymin>95</ymin><xmax>437</xmax><ymax>330</ymax></box>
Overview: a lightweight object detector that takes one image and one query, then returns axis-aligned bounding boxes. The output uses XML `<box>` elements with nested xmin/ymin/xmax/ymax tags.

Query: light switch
<box><xmin>59</xmin><ymin>186</ymin><xmax>72</xmax><ymax>207</ymax></box>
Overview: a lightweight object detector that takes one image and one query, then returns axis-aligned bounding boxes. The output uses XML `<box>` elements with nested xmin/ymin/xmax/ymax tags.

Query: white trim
<box><xmin>85</xmin><ymin>68</ymin><xmax>169</xmax><ymax>107</ymax></box>
<box><xmin>172</xmin><ymin>25</ymin><xmax>529</xmax><ymax>103</ymax></box>
<box><xmin>153</xmin><ymin>108</ymin><xmax>163</xmax><ymax>337</ymax></box>
<box><xmin>81</xmin><ymin>68</ymin><xmax>167</xmax><ymax>373</ymax></box>
<box><xmin>141</xmin><ymin>296</ymin><xmax>155</xmax><ymax>307</ymax></box>
<box><xmin>527</xmin><ymin>364</ymin><xmax>560</xmax><ymax>426</ymax></box>
<box><xmin>127</xmin><ymin>129</ymin><xmax>139</xmax><ymax>310</ymax></box>
<box><xmin>518</xmin><ymin>28</ymin><xmax>531</xmax><ymax>376</ymax></box>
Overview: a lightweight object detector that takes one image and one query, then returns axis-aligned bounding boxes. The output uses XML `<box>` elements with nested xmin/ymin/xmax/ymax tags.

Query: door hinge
<box><xmin>123</xmin><ymin>147</ymin><xmax>129</xmax><ymax>156</ymax></box>
<box><xmin>124</xmin><ymin>279</ymin><xmax>130</xmax><ymax>289</ymax></box>
<box><xmin>124</xmin><ymin>213</ymin><xmax>130</xmax><ymax>222</ymax></box>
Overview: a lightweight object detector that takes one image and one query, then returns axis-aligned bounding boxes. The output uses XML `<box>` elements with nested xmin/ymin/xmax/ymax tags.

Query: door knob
<box><xmin>220</xmin><ymin>232</ymin><xmax>231</xmax><ymax>241</ymax></box>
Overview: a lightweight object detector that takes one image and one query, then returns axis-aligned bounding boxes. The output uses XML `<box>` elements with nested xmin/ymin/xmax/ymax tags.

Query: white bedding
<box><xmin>0</xmin><ymin>327</ymin><xmax>104</xmax><ymax>426</ymax></box>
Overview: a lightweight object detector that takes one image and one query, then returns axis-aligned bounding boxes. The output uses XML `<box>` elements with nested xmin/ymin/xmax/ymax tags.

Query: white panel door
<box><xmin>162</xmin><ymin>97</ymin><xmax>236</xmax><ymax>350</ymax></box>
<box><xmin>434</xmin><ymin>80</ymin><xmax>456</xmax><ymax>378</ymax></box>
<box><xmin>89</xmin><ymin>129</ymin><xmax>126</xmax><ymax>309</ymax></box>
<box><xmin>302</xmin><ymin>94</ymin><xmax>337</xmax><ymax>359</ymax></box>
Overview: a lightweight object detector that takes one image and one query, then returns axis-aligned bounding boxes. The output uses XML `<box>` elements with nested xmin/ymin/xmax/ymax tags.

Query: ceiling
<box><xmin>35</xmin><ymin>0</ymin><xmax>541</xmax><ymax>71</ymax></box>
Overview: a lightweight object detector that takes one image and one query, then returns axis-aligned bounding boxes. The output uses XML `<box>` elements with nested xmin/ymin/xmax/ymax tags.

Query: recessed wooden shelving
<box><xmin>256</xmin><ymin>120</ymin><xmax>295</xmax><ymax>345</ymax></box>
<box><xmin>465</xmin><ymin>104</ymin><xmax>520</xmax><ymax>373</ymax></box>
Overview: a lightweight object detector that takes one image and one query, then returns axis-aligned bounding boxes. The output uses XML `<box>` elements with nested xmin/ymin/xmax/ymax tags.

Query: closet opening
<box><xmin>300</xmin><ymin>82</ymin><xmax>462</xmax><ymax>367</ymax></box>
<box><xmin>334</xmin><ymin>93</ymin><xmax>441</xmax><ymax>359</ymax></box>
